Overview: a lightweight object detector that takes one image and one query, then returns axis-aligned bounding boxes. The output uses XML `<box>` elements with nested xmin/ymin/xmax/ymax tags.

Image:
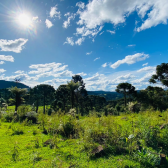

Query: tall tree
<box><xmin>115</xmin><ymin>83</ymin><xmax>136</xmax><ymax>107</ymax></box>
<box><xmin>72</xmin><ymin>75</ymin><xmax>88</xmax><ymax>115</ymax></box>
<box><xmin>137</xmin><ymin>86</ymin><xmax>167</xmax><ymax>111</ymax></box>
<box><xmin>9</xmin><ymin>87</ymin><xmax>27</xmax><ymax>111</ymax></box>
<box><xmin>67</xmin><ymin>80</ymin><xmax>79</xmax><ymax>109</ymax></box>
<box><xmin>54</xmin><ymin>84</ymin><xmax>69</xmax><ymax>111</ymax></box>
<box><xmin>34</xmin><ymin>84</ymin><xmax>55</xmax><ymax>114</ymax></box>
<box><xmin>72</xmin><ymin>75</ymin><xmax>87</xmax><ymax>96</ymax></box>
<box><xmin>149</xmin><ymin>63</ymin><xmax>168</xmax><ymax>87</ymax></box>
<box><xmin>29</xmin><ymin>87</ymin><xmax>41</xmax><ymax>112</ymax></box>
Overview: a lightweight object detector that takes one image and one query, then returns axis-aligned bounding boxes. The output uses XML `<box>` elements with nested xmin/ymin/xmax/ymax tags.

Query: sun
<box><xmin>17</xmin><ymin>13</ymin><xmax>32</xmax><ymax>27</ymax></box>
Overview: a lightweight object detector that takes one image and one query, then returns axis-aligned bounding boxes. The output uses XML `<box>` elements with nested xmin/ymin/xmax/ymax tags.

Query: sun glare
<box><xmin>17</xmin><ymin>13</ymin><xmax>32</xmax><ymax>27</ymax></box>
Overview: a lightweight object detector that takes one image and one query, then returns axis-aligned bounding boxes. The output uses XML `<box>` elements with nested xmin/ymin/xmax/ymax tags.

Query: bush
<box><xmin>4</xmin><ymin>112</ymin><xmax>14</xmax><ymax>122</ymax></box>
<box><xmin>128</xmin><ymin>102</ymin><xmax>141</xmax><ymax>113</ymax></box>
<box><xmin>57</xmin><ymin>116</ymin><xmax>77</xmax><ymax>138</ymax></box>
<box><xmin>133</xmin><ymin>147</ymin><xmax>160</xmax><ymax>167</ymax></box>
<box><xmin>11</xmin><ymin>144</ymin><xmax>19</xmax><ymax>161</ymax></box>
<box><xmin>30</xmin><ymin>152</ymin><xmax>42</xmax><ymax>164</ymax></box>
<box><xmin>11</xmin><ymin>125</ymin><xmax>24</xmax><ymax>135</ymax></box>
<box><xmin>25</xmin><ymin>111</ymin><xmax>38</xmax><ymax>123</ymax></box>
<box><xmin>47</xmin><ymin>108</ymin><xmax>53</xmax><ymax>115</ymax></box>
<box><xmin>63</xmin><ymin>120</ymin><xmax>76</xmax><ymax>138</ymax></box>
<box><xmin>17</xmin><ymin>105</ymin><xmax>30</xmax><ymax>122</ymax></box>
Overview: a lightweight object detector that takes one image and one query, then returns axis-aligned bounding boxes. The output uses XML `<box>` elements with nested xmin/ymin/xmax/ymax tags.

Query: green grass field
<box><xmin>0</xmin><ymin>107</ymin><xmax>168</xmax><ymax>167</ymax></box>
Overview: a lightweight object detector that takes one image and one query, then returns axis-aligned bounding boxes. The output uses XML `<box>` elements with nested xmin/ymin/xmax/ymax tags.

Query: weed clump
<box><xmin>11</xmin><ymin>143</ymin><xmax>19</xmax><ymax>162</ymax></box>
<box><xmin>11</xmin><ymin>125</ymin><xmax>24</xmax><ymax>135</ymax></box>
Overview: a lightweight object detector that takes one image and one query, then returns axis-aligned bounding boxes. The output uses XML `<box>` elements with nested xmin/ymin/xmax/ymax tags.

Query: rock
<box><xmin>43</xmin><ymin>139</ymin><xmax>52</xmax><ymax>146</ymax></box>
<box><xmin>160</xmin><ymin>123</ymin><xmax>168</xmax><ymax>130</ymax></box>
<box><xmin>91</xmin><ymin>145</ymin><xmax>104</xmax><ymax>156</ymax></box>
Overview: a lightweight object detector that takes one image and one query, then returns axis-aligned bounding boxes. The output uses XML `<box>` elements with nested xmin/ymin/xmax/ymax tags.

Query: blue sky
<box><xmin>0</xmin><ymin>0</ymin><xmax>168</xmax><ymax>91</ymax></box>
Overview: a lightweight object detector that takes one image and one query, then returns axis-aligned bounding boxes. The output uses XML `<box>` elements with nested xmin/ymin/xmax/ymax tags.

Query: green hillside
<box><xmin>0</xmin><ymin>80</ymin><xmax>29</xmax><ymax>89</ymax></box>
<box><xmin>87</xmin><ymin>91</ymin><xmax>123</xmax><ymax>101</ymax></box>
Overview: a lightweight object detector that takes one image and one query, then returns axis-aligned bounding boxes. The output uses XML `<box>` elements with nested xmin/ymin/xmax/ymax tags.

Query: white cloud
<box><xmin>0</xmin><ymin>38</ymin><xmax>28</xmax><ymax>53</ymax></box>
<box><xmin>75</xmin><ymin>37</ymin><xmax>85</xmax><ymax>45</ymax></box>
<box><xmin>116</xmin><ymin>74</ymin><xmax>135</xmax><ymax>81</ymax></box>
<box><xmin>64</xmin><ymin>37</ymin><xmax>74</xmax><ymax>46</ymax></box>
<box><xmin>29</xmin><ymin>62</ymin><xmax>73</xmax><ymax>79</ymax></box>
<box><xmin>0</xmin><ymin>55</ymin><xmax>14</xmax><ymax>62</ymax></box>
<box><xmin>137</xmin><ymin>66</ymin><xmax>156</xmax><ymax>72</ymax></box>
<box><xmin>111</xmin><ymin>53</ymin><xmax>149</xmax><ymax>69</ymax></box>
<box><xmin>52</xmin><ymin>70</ymin><xmax>73</xmax><ymax>78</ymax></box>
<box><xmin>99</xmin><ymin>31</ymin><xmax>104</xmax><ymax>35</ymax></box>
<box><xmin>32</xmin><ymin>16</ymin><xmax>38</xmax><ymax>21</ymax></box>
<box><xmin>76</xmin><ymin>72</ymin><xmax>87</xmax><ymax>76</ymax></box>
<box><xmin>29</xmin><ymin>67</ymin><xmax>52</xmax><ymax>75</ymax></box>
<box><xmin>0</xmin><ymin>61</ymin><xmax>4</xmax><ymax>65</ymax></box>
<box><xmin>132</xmin><ymin>72</ymin><xmax>155</xmax><ymax>84</ymax></box>
<box><xmin>29</xmin><ymin>62</ymin><xmax>65</xmax><ymax>75</ymax></box>
<box><xmin>128</xmin><ymin>44</ymin><xmax>136</xmax><ymax>47</ymax></box>
<box><xmin>94</xmin><ymin>57</ymin><xmax>100</xmax><ymax>61</ymax></box>
<box><xmin>64</xmin><ymin>12</ymin><xmax>70</xmax><ymax>17</ymax></box>
<box><xmin>107</xmin><ymin>30</ymin><xmax>115</xmax><ymax>34</ymax></box>
<box><xmin>45</xmin><ymin>19</ymin><xmax>53</xmax><ymax>28</ymax></box>
<box><xmin>76</xmin><ymin>26</ymin><xmax>103</xmax><ymax>37</ymax></box>
<box><xmin>2</xmin><ymin>73</ymin><xmax>39</xmax><ymax>87</ymax></box>
<box><xmin>86</xmin><ymin>51</ymin><xmax>92</xmax><ymax>55</ymax></box>
<box><xmin>63</xmin><ymin>13</ymin><xmax>76</xmax><ymax>28</ymax></box>
<box><xmin>142</xmin><ymin>62</ymin><xmax>148</xmax><ymax>66</ymax></box>
<box><xmin>85</xmin><ymin>73</ymin><xmax>104</xmax><ymax>81</ymax></box>
<box><xmin>76</xmin><ymin>2</ymin><xmax>85</xmax><ymax>9</ymax></box>
<box><xmin>15</xmin><ymin>70</ymin><xmax>24</xmax><ymax>74</ymax></box>
<box><xmin>29</xmin><ymin>62</ymin><xmax>61</xmax><ymax>69</ymax></box>
<box><xmin>136</xmin><ymin>1</ymin><xmax>168</xmax><ymax>32</ymax></box>
<box><xmin>50</xmin><ymin>6</ymin><xmax>61</xmax><ymax>19</ymax></box>
<box><xmin>102</xmin><ymin>63</ymin><xmax>107</xmax><ymax>67</ymax></box>
<box><xmin>76</xmin><ymin>0</ymin><xmax>168</xmax><ymax>32</ymax></box>
<box><xmin>0</xmin><ymin>69</ymin><xmax>6</xmax><ymax>73</ymax></box>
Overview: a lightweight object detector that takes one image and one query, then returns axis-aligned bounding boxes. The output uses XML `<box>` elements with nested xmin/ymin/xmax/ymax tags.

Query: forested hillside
<box><xmin>0</xmin><ymin>80</ymin><xmax>29</xmax><ymax>89</ymax></box>
<box><xmin>88</xmin><ymin>91</ymin><xmax>123</xmax><ymax>101</ymax></box>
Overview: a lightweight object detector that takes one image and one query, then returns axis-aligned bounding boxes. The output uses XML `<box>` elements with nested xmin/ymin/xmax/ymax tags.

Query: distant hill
<box><xmin>87</xmin><ymin>91</ymin><xmax>123</xmax><ymax>101</ymax></box>
<box><xmin>0</xmin><ymin>80</ymin><xmax>30</xmax><ymax>89</ymax></box>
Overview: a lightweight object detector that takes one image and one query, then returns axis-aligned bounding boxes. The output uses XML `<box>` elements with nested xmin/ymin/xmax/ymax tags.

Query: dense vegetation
<box><xmin>0</xmin><ymin>63</ymin><xmax>168</xmax><ymax>167</ymax></box>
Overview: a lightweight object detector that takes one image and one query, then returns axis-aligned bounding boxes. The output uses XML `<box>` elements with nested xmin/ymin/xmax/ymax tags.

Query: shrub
<box><xmin>11</xmin><ymin>125</ymin><xmax>24</xmax><ymax>135</ymax></box>
<box><xmin>63</xmin><ymin>120</ymin><xmax>76</xmax><ymax>138</ymax></box>
<box><xmin>128</xmin><ymin>102</ymin><xmax>141</xmax><ymax>113</ymax></box>
<box><xmin>4</xmin><ymin>112</ymin><xmax>14</xmax><ymax>122</ymax></box>
<box><xmin>58</xmin><ymin>116</ymin><xmax>77</xmax><ymax>138</ymax></box>
<box><xmin>47</xmin><ymin>108</ymin><xmax>53</xmax><ymax>116</ymax></box>
<box><xmin>34</xmin><ymin>138</ymin><xmax>40</xmax><ymax>148</ymax></box>
<box><xmin>17</xmin><ymin>105</ymin><xmax>30</xmax><ymax>122</ymax></box>
<box><xmin>30</xmin><ymin>152</ymin><xmax>42</xmax><ymax>164</ymax></box>
<box><xmin>11</xmin><ymin>144</ymin><xmax>19</xmax><ymax>162</ymax></box>
<box><xmin>133</xmin><ymin>147</ymin><xmax>160</xmax><ymax>167</ymax></box>
<box><xmin>25</xmin><ymin>111</ymin><xmax>38</xmax><ymax>123</ymax></box>
<box><xmin>32</xmin><ymin>129</ymin><xmax>38</xmax><ymax>135</ymax></box>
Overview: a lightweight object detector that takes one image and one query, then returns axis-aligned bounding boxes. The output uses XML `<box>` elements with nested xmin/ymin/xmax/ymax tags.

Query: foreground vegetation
<box><xmin>0</xmin><ymin>63</ymin><xmax>168</xmax><ymax>167</ymax></box>
<box><xmin>0</xmin><ymin>106</ymin><xmax>168</xmax><ymax>168</ymax></box>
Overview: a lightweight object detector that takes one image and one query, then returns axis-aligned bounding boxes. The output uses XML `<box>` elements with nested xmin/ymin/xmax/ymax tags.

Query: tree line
<box><xmin>0</xmin><ymin>63</ymin><xmax>168</xmax><ymax>115</ymax></box>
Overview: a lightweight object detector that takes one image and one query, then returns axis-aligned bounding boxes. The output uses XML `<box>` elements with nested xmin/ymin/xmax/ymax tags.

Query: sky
<box><xmin>0</xmin><ymin>0</ymin><xmax>168</xmax><ymax>91</ymax></box>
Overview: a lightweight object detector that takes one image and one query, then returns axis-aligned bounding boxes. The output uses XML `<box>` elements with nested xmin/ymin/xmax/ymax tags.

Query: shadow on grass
<box><xmin>90</xmin><ymin>145</ymin><xmax>129</xmax><ymax>160</ymax></box>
